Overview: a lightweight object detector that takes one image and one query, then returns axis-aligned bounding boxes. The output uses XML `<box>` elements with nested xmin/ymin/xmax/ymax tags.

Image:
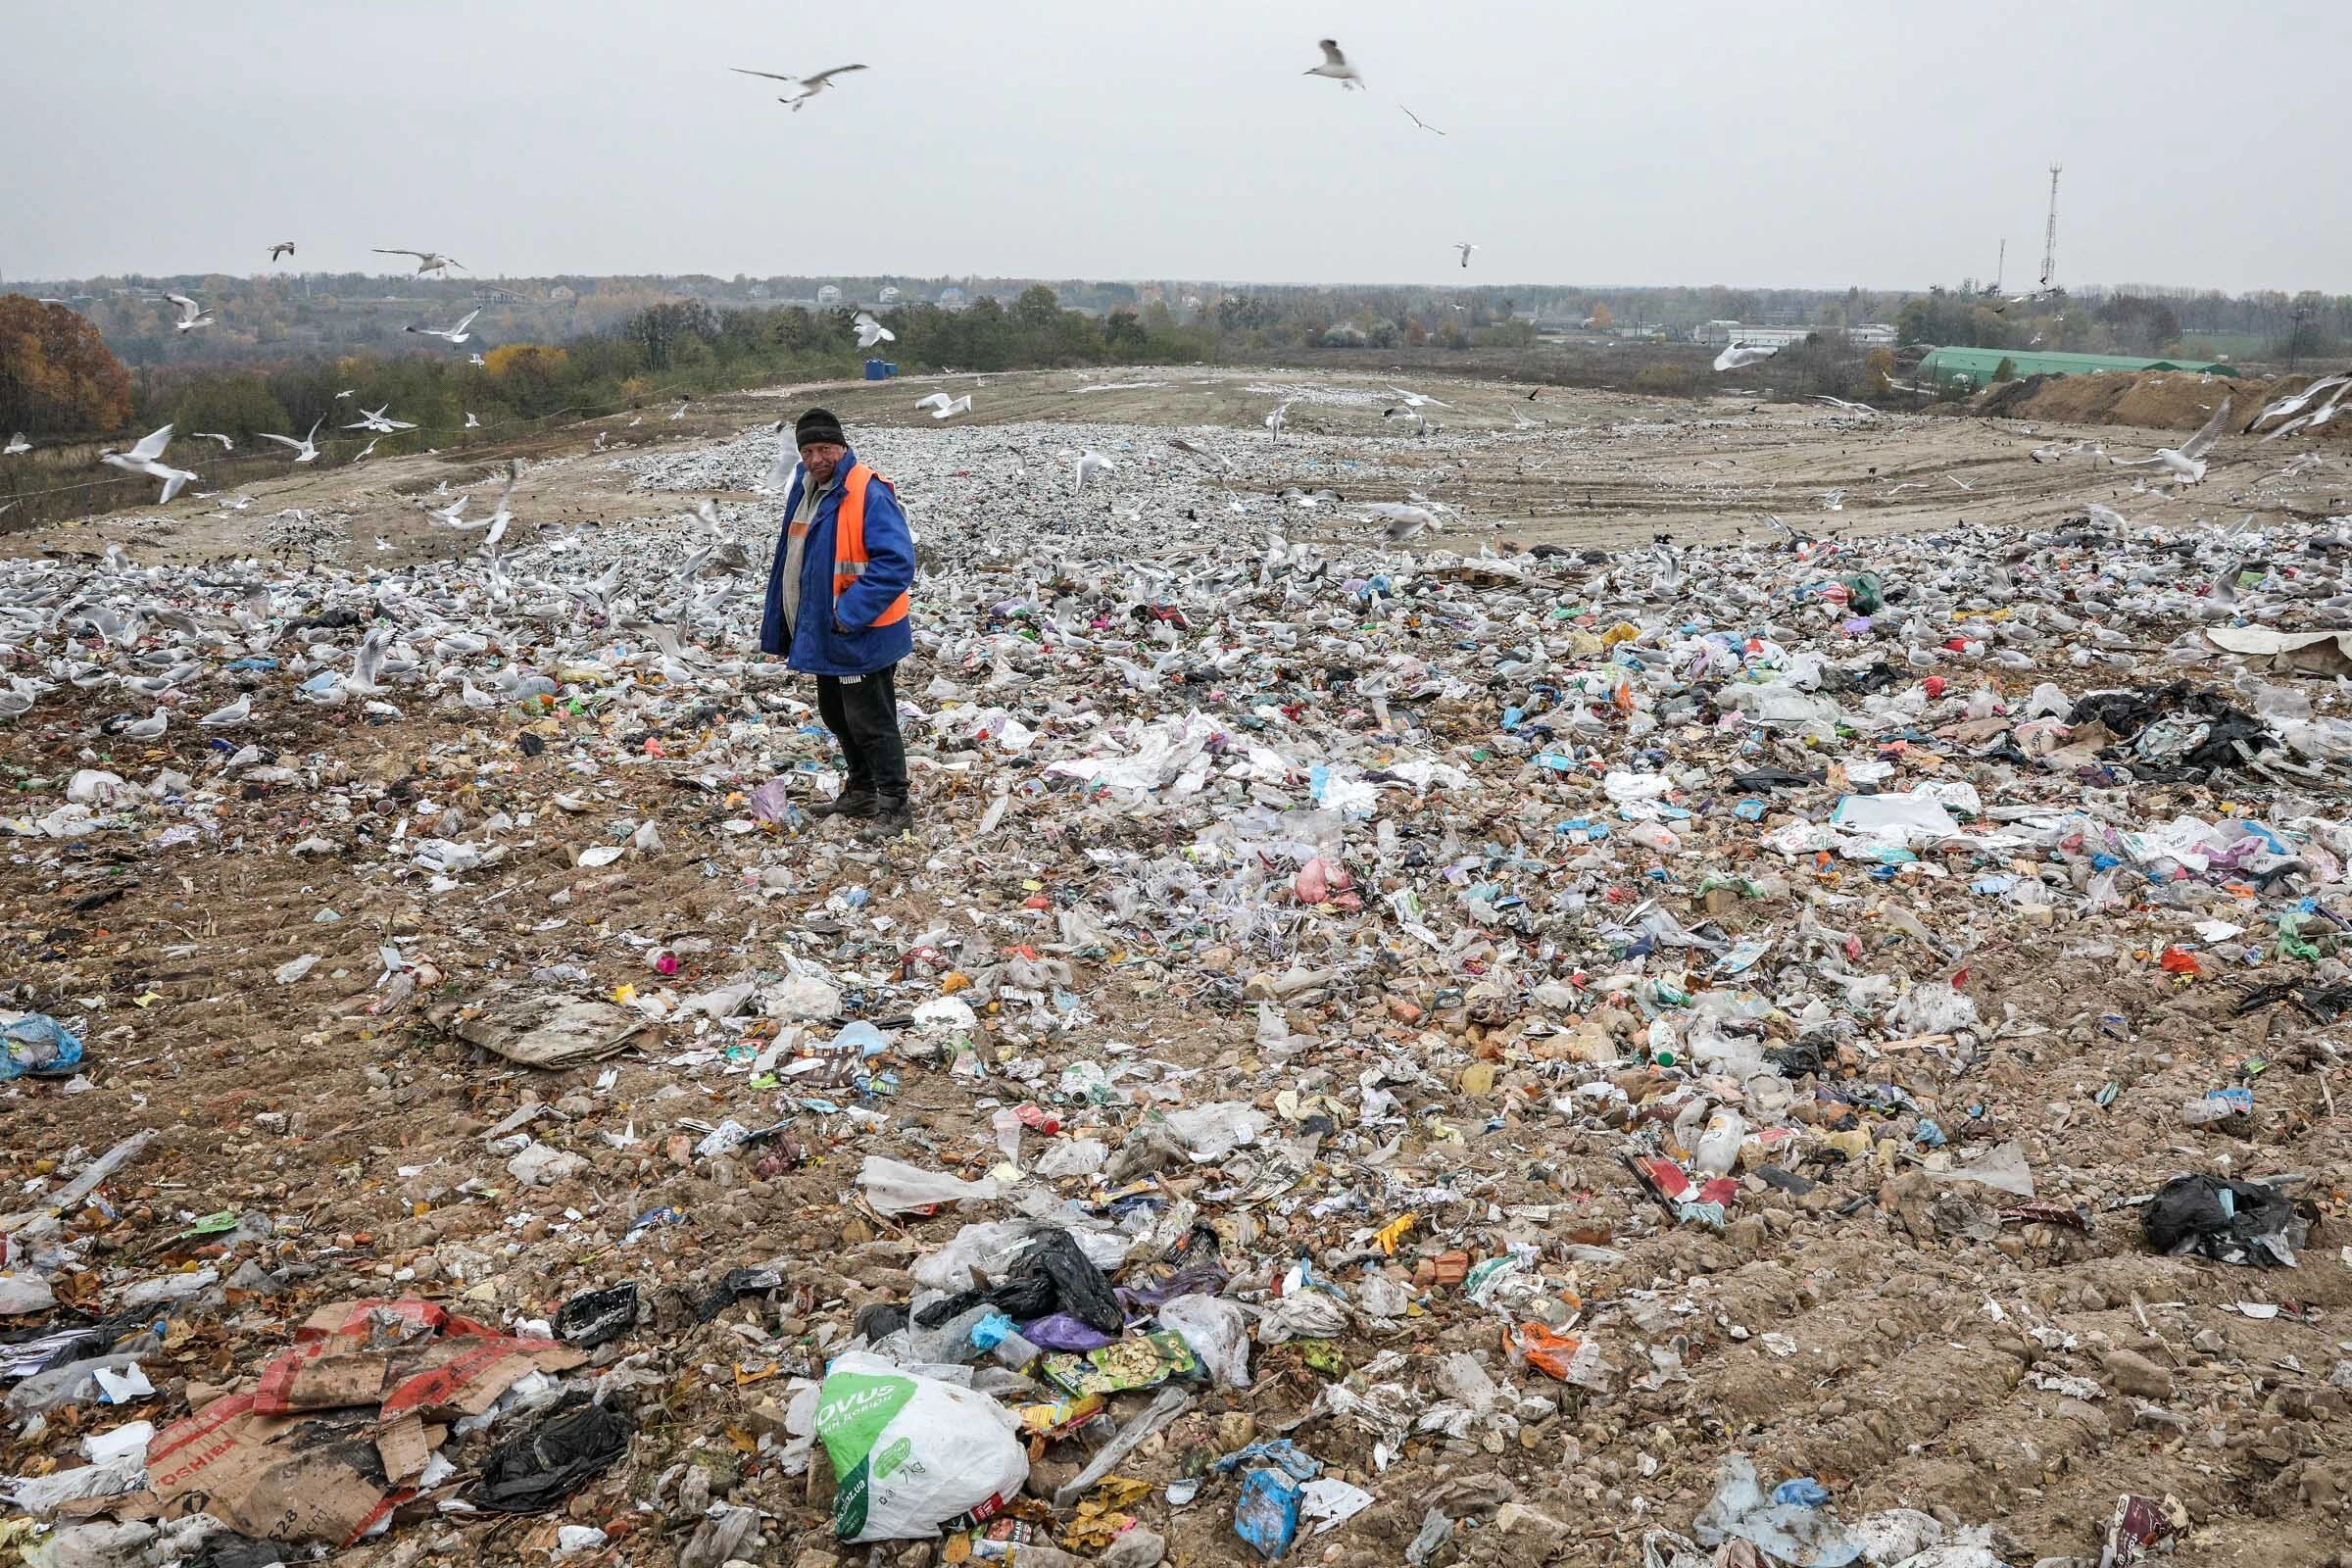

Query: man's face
<box><xmin>801</xmin><ymin>440</ymin><xmax>846</xmax><ymax>482</ymax></box>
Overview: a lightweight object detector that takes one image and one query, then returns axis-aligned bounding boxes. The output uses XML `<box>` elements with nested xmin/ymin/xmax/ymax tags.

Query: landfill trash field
<box><xmin>2</xmin><ymin>366</ymin><xmax>2349</xmax><ymax>1568</ymax></box>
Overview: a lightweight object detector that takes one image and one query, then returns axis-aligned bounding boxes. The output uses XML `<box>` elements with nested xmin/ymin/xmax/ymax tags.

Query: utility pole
<box><xmin>2286</xmin><ymin>305</ymin><xmax>2312</xmax><ymax>371</ymax></box>
<box><xmin>2039</xmin><ymin>164</ymin><xmax>2063</xmax><ymax>291</ymax></box>
<box><xmin>1994</xmin><ymin>239</ymin><xmax>2005</xmax><ymax>294</ymax></box>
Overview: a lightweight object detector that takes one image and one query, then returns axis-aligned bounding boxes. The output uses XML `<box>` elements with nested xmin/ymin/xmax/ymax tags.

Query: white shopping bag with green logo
<box><xmin>814</xmin><ymin>1352</ymin><xmax>1029</xmax><ymax>1542</ymax></box>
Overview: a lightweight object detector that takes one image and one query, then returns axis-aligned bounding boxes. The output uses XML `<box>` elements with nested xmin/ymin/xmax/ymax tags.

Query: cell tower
<box><xmin>2038</xmin><ymin>163</ymin><xmax>2062</xmax><ymax>290</ymax></box>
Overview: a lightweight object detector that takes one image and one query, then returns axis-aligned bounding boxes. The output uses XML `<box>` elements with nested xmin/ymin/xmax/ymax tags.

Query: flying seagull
<box><xmin>1453</xmin><ymin>242</ymin><xmax>1477</xmax><ymax>269</ymax></box>
<box><xmin>372</xmin><ymin>248</ymin><xmax>463</xmax><ymax>275</ymax></box>
<box><xmin>730</xmin><ymin>64</ymin><xmax>868</xmax><ymax>111</ymax></box>
<box><xmin>258</xmin><ymin>417</ymin><xmax>324</xmax><ymax>464</ymax></box>
<box><xmin>407</xmin><ymin>308</ymin><xmax>480</xmax><ymax>344</ymax></box>
<box><xmin>1304</xmin><ymin>39</ymin><xmax>1363</xmax><ymax>89</ymax></box>
<box><xmin>465</xmin><ymin>413</ymin><xmax>481</xmax><ymax>429</ymax></box>
<box><xmin>1071</xmin><ymin>450</ymin><xmax>1117</xmax><ymax>495</ymax></box>
<box><xmin>468</xmin><ymin>352</ymin><xmax>486</xmax><ymax>367</ymax></box>
<box><xmin>346</xmin><ymin>404</ymin><xmax>416</xmax><ymax>433</ymax></box>
<box><xmin>1387</xmin><ymin>386</ymin><xmax>1451</xmax><ymax>409</ymax></box>
<box><xmin>479</xmin><ymin>460</ymin><xmax>521</xmax><ymax>546</ymax></box>
<box><xmin>2110</xmin><ymin>398</ymin><xmax>2230</xmax><ymax>483</ymax></box>
<box><xmin>354</xmin><ymin>436</ymin><xmax>381</xmax><ymax>461</ymax></box>
<box><xmin>854</xmin><ymin>311</ymin><xmax>896</xmax><ymax>349</ymax></box>
<box><xmin>98</xmin><ymin>424</ymin><xmax>200</xmax><ymax>503</ymax></box>
<box><xmin>1713</xmin><ymin>342</ymin><xmax>1779</xmax><ymax>372</ymax></box>
<box><xmin>928</xmin><ymin>395</ymin><xmax>972</xmax><ymax>420</ymax></box>
<box><xmin>269</xmin><ymin>242</ymin><xmax>296</xmax><ymax>263</ymax></box>
<box><xmin>167</xmin><ymin>294</ymin><xmax>215</xmax><ymax>331</ymax></box>
<box><xmin>1169</xmin><ymin>437</ymin><xmax>1230</xmax><ymax>471</ymax></box>
<box><xmin>192</xmin><ymin>431</ymin><xmax>235</xmax><ymax>450</ymax></box>
<box><xmin>914</xmin><ymin>392</ymin><xmax>955</xmax><ymax>413</ymax></box>
<box><xmin>1401</xmin><ymin>105</ymin><xmax>1445</xmax><ymax>135</ymax></box>
<box><xmin>4</xmin><ymin>433</ymin><xmax>28</xmax><ymax>455</ymax></box>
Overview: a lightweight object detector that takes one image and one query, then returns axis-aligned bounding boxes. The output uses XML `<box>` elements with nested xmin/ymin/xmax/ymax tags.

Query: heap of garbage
<box><xmin>3</xmin><ymin>404</ymin><xmax>2349</xmax><ymax>1568</ymax></box>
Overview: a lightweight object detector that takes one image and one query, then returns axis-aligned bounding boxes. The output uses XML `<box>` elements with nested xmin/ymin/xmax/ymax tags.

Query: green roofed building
<box><xmin>1918</xmin><ymin>346</ymin><xmax>2237</xmax><ymax>392</ymax></box>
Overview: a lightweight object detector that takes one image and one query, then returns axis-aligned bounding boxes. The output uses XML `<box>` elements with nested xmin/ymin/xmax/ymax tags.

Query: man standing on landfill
<box><xmin>760</xmin><ymin>408</ymin><xmax>917</xmax><ymax>835</ymax></box>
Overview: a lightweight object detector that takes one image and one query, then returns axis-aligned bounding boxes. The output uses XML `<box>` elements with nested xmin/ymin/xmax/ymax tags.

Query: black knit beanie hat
<box><xmin>795</xmin><ymin>408</ymin><xmax>847</xmax><ymax>449</ymax></box>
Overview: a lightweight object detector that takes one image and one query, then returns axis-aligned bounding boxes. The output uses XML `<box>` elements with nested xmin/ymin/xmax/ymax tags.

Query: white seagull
<box><xmin>372</xmin><ymin>248</ymin><xmax>463</xmax><ymax>274</ymax></box>
<box><xmin>2109</xmin><ymin>398</ymin><xmax>2230</xmax><ymax>484</ymax></box>
<box><xmin>1265</xmin><ymin>401</ymin><xmax>1292</xmax><ymax>440</ymax></box>
<box><xmin>407</xmin><ymin>309</ymin><xmax>480</xmax><ymax>345</ymax></box>
<box><xmin>258</xmin><ymin>417</ymin><xmax>324</xmax><ymax>464</ymax></box>
<box><xmin>1071</xmin><ymin>450</ymin><xmax>1117</xmax><ymax>494</ymax></box>
<box><xmin>1304</xmin><ymin>39</ymin><xmax>1363</xmax><ymax>89</ymax></box>
<box><xmin>199</xmin><ymin>694</ymin><xmax>252</xmax><ymax>728</ymax></box>
<box><xmin>1713</xmin><ymin>342</ymin><xmax>1779</xmax><ymax>372</ymax></box>
<box><xmin>167</xmin><ymin>294</ymin><xmax>215</xmax><ymax>331</ymax></box>
<box><xmin>98</xmin><ymin>424</ymin><xmax>200</xmax><ymax>503</ymax></box>
<box><xmin>466</xmin><ymin>413</ymin><xmax>481</xmax><ymax>429</ymax></box>
<box><xmin>854</xmin><ymin>311</ymin><xmax>896</xmax><ymax>349</ymax></box>
<box><xmin>1387</xmin><ymin>386</ymin><xmax>1451</xmax><ymax>409</ymax></box>
<box><xmin>1453</xmin><ymin>242</ymin><xmax>1477</xmax><ymax>270</ymax></box>
<box><xmin>914</xmin><ymin>392</ymin><xmax>954</xmax><ymax>413</ymax></box>
<box><xmin>1401</xmin><ymin>106</ymin><xmax>1445</xmax><ymax>135</ymax></box>
<box><xmin>346</xmin><ymin>404</ymin><xmax>416</xmax><ymax>433</ymax></box>
<box><xmin>730</xmin><ymin>64</ymin><xmax>869</xmax><ymax>111</ymax></box>
<box><xmin>428</xmin><ymin>494</ymin><xmax>470</xmax><ymax>528</ymax></box>
<box><xmin>468</xmin><ymin>352</ymin><xmax>486</xmax><ymax>367</ymax></box>
<box><xmin>269</xmin><ymin>242</ymin><xmax>296</xmax><ymax>263</ymax></box>
<box><xmin>5</xmin><ymin>433</ymin><xmax>29</xmax><ymax>455</ymax></box>
<box><xmin>929</xmin><ymin>395</ymin><xmax>972</xmax><ymax>420</ymax></box>
<box><xmin>192</xmin><ymin>431</ymin><xmax>235</xmax><ymax>450</ymax></box>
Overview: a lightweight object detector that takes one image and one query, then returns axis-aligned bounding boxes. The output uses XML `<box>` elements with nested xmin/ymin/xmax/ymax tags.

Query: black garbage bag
<box><xmin>475</xmin><ymin>1395</ymin><xmax>634</xmax><ymax>1512</ymax></box>
<box><xmin>555</xmin><ymin>1283</ymin><xmax>639</xmax><ymax>1348</ymax></box>
<box><xmin>694</xmin><ymin>1267</ymin><xmax>782</xmax><ymax>1323</ymax></box>
<box><xmin>2142</xmin><ymin>1175</ymin><xmax>2307</xmax><ymax>1266</ymax></box>
<box><xmin>916</xmin><ymin>1228</ymin><xmax>1124</xmax><ymax>1336</ymax></box>
<box><xmin>853</xmin><ymin>1301</ymin><xmax>909</xmax><ymax>1343</ymax></box>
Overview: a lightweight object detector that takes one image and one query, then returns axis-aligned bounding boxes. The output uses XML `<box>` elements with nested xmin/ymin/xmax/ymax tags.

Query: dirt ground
<box><xmin>3</xmin><ymin>370</ymin><xmax>2349</xmax><ymax>1568</ymax></box>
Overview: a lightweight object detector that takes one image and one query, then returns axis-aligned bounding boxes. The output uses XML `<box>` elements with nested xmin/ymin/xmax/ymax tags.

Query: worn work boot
<box><xmin>858</xmin><ymin>796</ymin><xmax>913</xmax><ymax>839</ymax></box>
<box><xmin>809</xmin><ymin>789</ymin><xmax>879</xmax><ymax>820</ymax></box>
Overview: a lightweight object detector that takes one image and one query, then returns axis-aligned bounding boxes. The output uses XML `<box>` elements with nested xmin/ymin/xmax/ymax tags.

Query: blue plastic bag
<box><xmin>0</xmin><ymin>1014</ymin><xmax>83</xmax><ymax>1080</ymax></box>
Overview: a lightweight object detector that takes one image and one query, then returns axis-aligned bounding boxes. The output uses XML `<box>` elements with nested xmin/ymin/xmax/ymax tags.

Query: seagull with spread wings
<box><xmin>167</xmin><ymin>294</ymin><xmax>215</xmax><ymax>331</ymax></box>
<box><xmin>2110</xmin><ymin>398</ymin><xmax>2231</xmax><ymax>484</ymax></box>
<box><xmin>1453</xmin><ymin>242</ymin><xmax>1477</xmax><ymax>270</ymax></box>
<box><xmin>854</xmin><ymin>311</ymin><xmax>895</xmax><ymax>349</ymax></box>
<box><xmin>1401</xmin><ymin>105</ymin><xmax>1445</xmax><ymax>135</ymax></box>
<box><xmin>269</xmin><ymin>242</ymin><xmax>296</xmax><ymax>263</ymax></box>
<box><xmin>258</xmin><ymin>417</ymin><xmax>324</xmax><ymax>464</ymax></box>
<box><xmin>407</xmin><ymin>308</ymin><xmax>480</xmax><ymax>345</ymax></box>
<box><xmin>372</xmin><ymin>248</ymin><xmax>463</xmax><ymax>274</ymax></box>
<box><xmin>1304</xmin><ymin>39</ymin><xmax>1363</xmax><ymax>89</ymax></box>
<box><xmin>98</xmin><ymin>424</ymin><xmax>200</xmax><ymax>503</ymax></box>
<box><xmin>730</xmin><ymin>63</ymin><xmax>868</xmax><ymax>111</ymax></box>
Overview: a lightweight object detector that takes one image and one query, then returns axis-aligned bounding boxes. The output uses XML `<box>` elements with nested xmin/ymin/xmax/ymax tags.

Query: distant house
<box><xmin>877</xmin><ymin>285</ymin><xmax>901</xmax><ymax>306</ymax></box>
<box><xmin>547</xmin><ymin>284</ymin><xmax>577</xmax><ymax>302</ymax></box>
<box><xmin>938</xmin><ymin>286</ymin><xmax>966</xmax><ymax>311</ymax></box>
<box><xmin>815</xmin><ymin>284</ymin><xmax>844</xmax><ymax>307</ymax></box>
<box><xmin>1918</xmin><ymin>346</ymin><xmax>2238</xmax><ymax>391</ymax></box>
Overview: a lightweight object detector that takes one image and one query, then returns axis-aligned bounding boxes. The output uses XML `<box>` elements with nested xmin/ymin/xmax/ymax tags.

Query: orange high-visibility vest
<box><xmin>828</xmin><ymin>463</ymin><xmax>910</xmax><ymax>627</ymax></box>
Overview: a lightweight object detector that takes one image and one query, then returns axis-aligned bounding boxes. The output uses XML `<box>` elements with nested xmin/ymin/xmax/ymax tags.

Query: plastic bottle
<box><xmin>902</xmin><ymin>1303</ymin><xmax>999</xmax><ymax>1366</ymax></box>
<box><xmin>1694</xmin><ymin>1108</ymin><xmax>1748</xmax><ymax>1177</ymax></box>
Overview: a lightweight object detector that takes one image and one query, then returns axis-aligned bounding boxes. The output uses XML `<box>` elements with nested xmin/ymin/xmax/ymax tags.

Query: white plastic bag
<box><xmin>1157</xmin><ymin>1294</ymin><xmax>1250</xmax><ymax>1389</ymax></box>
<box><xmin>857</xmin><ymin>1156</ymin><xmax>1001</xmax><ymax>1216</ymax></box>
<box><xmin>813</xmin><ymin>1352</ymin><xmax>1027</xmax><ymax>1543</ymax></box>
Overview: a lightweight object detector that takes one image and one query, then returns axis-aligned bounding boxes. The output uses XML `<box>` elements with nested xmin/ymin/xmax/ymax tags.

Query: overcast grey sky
<box><xmin>6</xmin><ymin>0</ymin><xmax>2344</xmax><ymax>293</ymax></box>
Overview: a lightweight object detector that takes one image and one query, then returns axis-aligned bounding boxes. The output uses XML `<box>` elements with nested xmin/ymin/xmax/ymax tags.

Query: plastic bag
<box><xmin>2142</xmin><ymin>1174</ymin><xmax>2304</xmax><ymax>1266</ymax></box>
<box><xmin>555</xmin><ymin>1284</ymin><xmax>639</xmax><ymax>1348</ymax></box>
<box><xmin>858</xmin><ymin>1155</ymin><xmax>1002</xmax><ymax>1216</ymax></box>
<box><xmin>1156</xmin><ymin>1294</ymin><xmax>1250</xmax><ymax>1389</ymax></box>
<box><xmin>0</xmin><ymin>1013</ymin><xmax>84</xmax><ymax>1081</ymax></box>
<box><xmin>916</xmin><ymin>1228</ymin><xmax>1124</xmax><ymax>1336</ymax></box>
<box><xmin>475</xmin><ymin>1397</ymin><xmax>633</xmax><ymax>1511</ymax></box>
<box><xmin>813</xmin><ymin>1351</ymin><xmax>1027</xmax><ymax>1543</ymax></box>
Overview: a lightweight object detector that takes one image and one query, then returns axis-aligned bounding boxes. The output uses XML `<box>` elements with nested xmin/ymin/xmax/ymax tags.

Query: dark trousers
<box><xmin>815</xmin><ymin>663</ymin><xmax>907</xmax><ymax>802</ymax></box>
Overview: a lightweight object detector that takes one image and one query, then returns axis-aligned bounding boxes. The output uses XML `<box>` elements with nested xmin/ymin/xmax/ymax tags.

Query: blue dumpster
<box><xmin>863</xmin><ymin>359</ymin><xmax>898</xmax><ymax>380</ymax></box>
